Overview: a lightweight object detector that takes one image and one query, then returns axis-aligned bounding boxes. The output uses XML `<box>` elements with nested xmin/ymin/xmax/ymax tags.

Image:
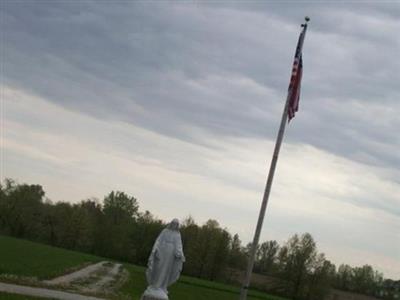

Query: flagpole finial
<box><xmin>301</xmin><ymin>16</ymin><xmax>310</xmax><ymax>27</ymax></box>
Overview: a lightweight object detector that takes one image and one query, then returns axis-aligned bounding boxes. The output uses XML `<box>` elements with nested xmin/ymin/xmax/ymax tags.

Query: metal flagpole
<box><xmin>239</xmin><ymin>17</ymin><xmax>309</xmax><ymax>300</ymax></box>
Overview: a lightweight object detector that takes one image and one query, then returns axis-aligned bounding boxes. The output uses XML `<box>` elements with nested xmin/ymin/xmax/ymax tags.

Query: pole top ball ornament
<box><xmin>301</xmin><ymin>16</ymin><xmax>310</xmax><ymax>27</ymax></box>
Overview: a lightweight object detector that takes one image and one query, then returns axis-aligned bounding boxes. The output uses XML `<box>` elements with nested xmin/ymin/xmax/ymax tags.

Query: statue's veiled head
<box><xmin>167</xmin><ymin>218</ymin><xmax>180</xmax><ymax>231</ymax></box>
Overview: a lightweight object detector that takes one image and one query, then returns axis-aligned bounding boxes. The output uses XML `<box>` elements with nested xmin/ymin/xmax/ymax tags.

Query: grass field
<box><xmin>0</xmin><ymin>292</ymin><xmax>53</xmax><ymax>299</ymax></box>
<box><xmin>0</xmin><ymin>235</ymin><xmax>288</xmax><ymax>300</ymax></box>
<box><xmin>0</xmin><ymin>235</ymin><xmax>101</xmax><ymax>279</ymax></box>
<box><xmin>119</xmin><ymin>264</ymin><xmax>288</xmax><ymax>300</ymax></box>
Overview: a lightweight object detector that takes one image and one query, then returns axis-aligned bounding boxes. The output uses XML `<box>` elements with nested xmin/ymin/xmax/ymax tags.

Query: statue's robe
<box><xmin>146</xmin><ymin>228</ymin><xmax>185</xmax><ymax>293</ymax></box>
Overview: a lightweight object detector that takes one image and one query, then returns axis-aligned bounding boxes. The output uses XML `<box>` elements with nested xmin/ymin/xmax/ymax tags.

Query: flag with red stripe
<box><xmin>287</xmin><ymin>24</ymin><xmax>307</xmax><ymax>122</ymax></box>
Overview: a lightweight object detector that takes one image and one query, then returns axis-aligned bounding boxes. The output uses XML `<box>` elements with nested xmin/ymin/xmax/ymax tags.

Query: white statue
<box><xmin>141</xmin><ymin>219</ymin><xmax>185</xmax><ymax>300</ymax></box>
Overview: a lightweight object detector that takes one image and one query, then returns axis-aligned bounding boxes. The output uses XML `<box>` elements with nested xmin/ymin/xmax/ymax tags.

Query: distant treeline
<box><xmin>0</xmin><ymin>179</ymin><xmax>398</xmax><ymax>300</ymax></box>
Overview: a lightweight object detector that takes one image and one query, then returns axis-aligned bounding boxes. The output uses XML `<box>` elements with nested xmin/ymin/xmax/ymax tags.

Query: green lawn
<box><xmin>0</xmin><ymin>236</ymin><xmax>287</xmax><ymax>300</ymax></box>
<box><xmin>0</xmin><ymin>235</ymin><xmax>101</xmax><ymax>279</ymax></box>
<box><xmin>0</xmin><ymin>292</ymin><xmax>53</xmax><ymax>299</ymax></box>
<box><xmin>118</xmin><ymin>264</ymin><xmax>288</xmax><ymax>300</ymax></box>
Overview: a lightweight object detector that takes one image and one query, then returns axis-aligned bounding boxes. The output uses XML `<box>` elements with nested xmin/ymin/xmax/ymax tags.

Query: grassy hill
<box><xmin>118</xmin><ymin>264</ymin><xmax>287</xmax><ymax>300</ymax></box>
<box><xmin>0</xmin><ymin>292</ymin><xmax>55</xmax><ymax>299</ymax></box>
<box><xmin>0</xmin><ymin>235</ymin><xmax>287</xmax><ymax>300</ymax></box>
<box><xmin>0</xmin><ymin>235</ymin><xmax>101</xmax><ymax>279</ymax></box>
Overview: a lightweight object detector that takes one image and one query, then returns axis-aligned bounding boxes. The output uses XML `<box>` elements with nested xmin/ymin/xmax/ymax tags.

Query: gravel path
<box><xmin>0</xmin><ymin>282</ymin><xmax>105</xmax><ymax>300</ymax></box>
<box><xmin>1</xmin><ymin>261</ymin><xmax>125</xmax><ymax>298</ymax></box>
<box><xmin>87</xmin><ymin>263</ymin><xmax>122</xmax><ymax>291</ymax></box>
<box><xmin>44</xmin><ymin>262</ymin><xmax>106</xmax><ymax>285</ymax></box>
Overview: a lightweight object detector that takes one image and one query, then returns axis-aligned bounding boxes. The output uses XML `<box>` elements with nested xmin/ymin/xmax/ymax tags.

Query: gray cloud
<box><xmin>2</xmin><ymin>2</ymin><xmax>399</xmax><ymax>175</ymax></box>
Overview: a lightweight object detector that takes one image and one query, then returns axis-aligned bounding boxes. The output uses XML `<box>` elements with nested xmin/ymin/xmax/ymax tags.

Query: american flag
<box><xmin>287</xmin><ymin>24</ymin><xmax>307</xmax><ymax>122</ymax></box>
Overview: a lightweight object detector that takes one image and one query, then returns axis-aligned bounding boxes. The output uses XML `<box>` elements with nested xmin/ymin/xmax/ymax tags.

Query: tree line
<box><xmin>0</xmin><ymin>179</ymin><xmax>398</xmax><ymax>300</ymax></box>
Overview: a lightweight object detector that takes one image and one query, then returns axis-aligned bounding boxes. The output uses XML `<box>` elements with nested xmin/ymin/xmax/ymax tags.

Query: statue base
<box><xmin>141</xmin><ymin>286</ymin><xmax>168</xmax><ymax>300</ymax></box>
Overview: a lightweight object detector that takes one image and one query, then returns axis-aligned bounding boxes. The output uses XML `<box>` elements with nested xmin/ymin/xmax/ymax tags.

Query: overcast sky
<box><xmin>1</xmin><ymin>1</ymin><xmax>399</xmax><ymax>279</ymax></box>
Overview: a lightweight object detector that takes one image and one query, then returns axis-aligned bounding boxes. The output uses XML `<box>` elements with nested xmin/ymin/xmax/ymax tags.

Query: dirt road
<box><xmin>0</xmin><ymin>261</ymin><xmax>124</xmax><ymax>299</ymax></box>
